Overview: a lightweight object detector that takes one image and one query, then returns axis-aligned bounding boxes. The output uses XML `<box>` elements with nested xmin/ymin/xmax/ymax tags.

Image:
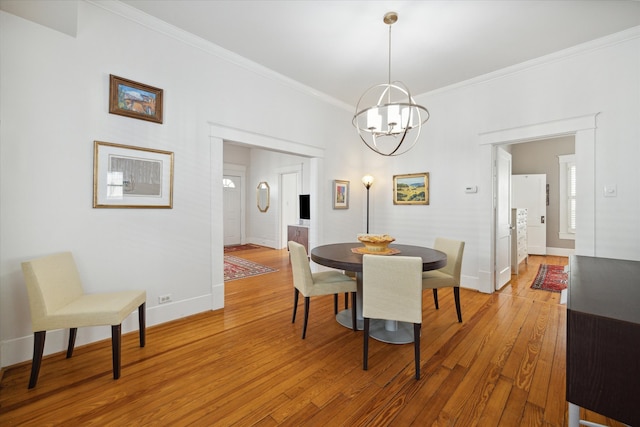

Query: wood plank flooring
<box><xmin>0</xmin><ymin>249</ymin><xmax>627</xmax><ymax>426</ymax></box>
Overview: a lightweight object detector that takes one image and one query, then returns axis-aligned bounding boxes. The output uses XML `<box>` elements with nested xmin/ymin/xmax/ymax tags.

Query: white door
<box><xmin>512</xmin><ymin>174</ymin><xmax>547</xmax><ymax>255</ymax></box>
<box><xmin>280</xmin><ymin>172</ymin><xmax>299</xmax><ymax>248</ymax></box>
<box><xmin>495</xmin><ymin>147</ymin><xmax>512</xmax><ymax>290</ymax></box>
<box><xmin>223</xmin><ymin>175</ymin><xmax>242</xmax><ymax>246</ymax></box>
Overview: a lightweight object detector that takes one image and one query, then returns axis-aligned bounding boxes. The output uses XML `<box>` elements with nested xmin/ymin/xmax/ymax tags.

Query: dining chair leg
<box><xmin>292</xmin><ymin>289</ymin><xmax>299</xmax><ymax>323</ymax></box>
<box><xmin>302</xmin><ymin>297</ymin><xmax>310</xmax><ymax>339</ymax></box>
<box><xmin>111</xmin><ymin>324</ymin><xmax>121</xmax><ymax>380</ymax></box>
<box><xmin>333</xmin><ymin>294</ymin><xmax>338</xmax><ymax>315</ymax></box>
<box><xmin>351</xmin><ymin>292</ymin><xmax>357</xmax><ymax>332</ymax></box>
<box><xmin>432</xmin><ymin>289</ymin><xmax>439</xmax><ymax>309</ymax></box>
<box><xmin>66</xmin><ymin>328</ymin><xmax>77</xmax><ymax>358</ymax></box>
<box><xmin>138</xmin><ymin>303</ymin><xmax>146</xmax><ymax>347</ymax></box>
<box><xmin>454</xmin><ymin>287</ymin><xmax>462</xmax><ymax>322</ymax></box>
<box><xmin>363</xmin><ymin>318</ymin><xmax>370</xmax><ymax>370</ymax></box>
<box><xmin>414</xmin><ymin>323</ymin><xmax>421</xmax><ymax>380</ymax></box>
<box><xmin>28</xmin><ymin>331</ymin><xmax>46</xmax><ymax>389</ymax></box>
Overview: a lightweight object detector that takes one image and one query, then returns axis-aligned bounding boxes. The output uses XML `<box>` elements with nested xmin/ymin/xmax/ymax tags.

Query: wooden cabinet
<box><xmin>511</xmin><ymin>208</ymin><xmax>528</xmax><ymax>275</ymax></box>
<box><xmin>287</xmin><ymin>225</ymin><xmax>309</xmax><ymax>252</ymax></box>
<box><xmin>566</xmin><ymin>256</ymin><xmax>640</xmax><ymax>426</ymax></box>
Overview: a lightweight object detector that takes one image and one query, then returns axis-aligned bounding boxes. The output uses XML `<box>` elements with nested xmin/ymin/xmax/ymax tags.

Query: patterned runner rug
<box><xmin>224</xmin><ymin>244</ymin><xmax>262</xmax><ymax>253</ymax></box>
<box><xmin>530</xmin><ymin>264</ymin><xmax>568</xmax><ymax>292</ymax></box>
<box><xmin>224</xmin><ymin>256</ymin><xmax>277</xmax><ymax>282</ymax></box>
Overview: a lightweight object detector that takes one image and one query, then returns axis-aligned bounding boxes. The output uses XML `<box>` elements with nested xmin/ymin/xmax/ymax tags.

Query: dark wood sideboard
<box><xmin>566</xmin><ymin>255</ymin><xmax>640</xmax><ymax>426</ymax></box>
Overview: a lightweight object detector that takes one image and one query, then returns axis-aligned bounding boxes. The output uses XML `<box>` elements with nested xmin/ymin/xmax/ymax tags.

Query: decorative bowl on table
<box><xmin>357</xmin><ymin>234</ymin><xmax>396</xmax><ymax>253</ymax></box>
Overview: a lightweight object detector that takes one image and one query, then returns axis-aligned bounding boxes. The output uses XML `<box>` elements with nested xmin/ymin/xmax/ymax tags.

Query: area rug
<box><xmin>224</xmin><ymin>256</ymin><xmax>277</xmax><ymax>282</ymax></box>
<box><xmin>530</xmin><ymin>264</ymin><xmax>568</xmax><ymax>292</ymax></box>
<box><xmin>224</xmin><ymin>244</ymin><xmax>262</xmax><ymax>253</ymax></box>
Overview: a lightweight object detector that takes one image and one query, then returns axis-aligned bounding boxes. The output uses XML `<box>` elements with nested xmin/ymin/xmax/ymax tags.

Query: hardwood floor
<box><xmin>0</xmin><ymin>248</ymin><xmax>626</xmax><ymax>426</ymax></box>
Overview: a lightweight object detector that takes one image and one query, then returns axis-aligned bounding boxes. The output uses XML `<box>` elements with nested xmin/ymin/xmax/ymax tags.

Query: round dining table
<box><xmin>310</xmin><ymin>242</ymin><xmax>447</xmax><ymax>344</ymax></box>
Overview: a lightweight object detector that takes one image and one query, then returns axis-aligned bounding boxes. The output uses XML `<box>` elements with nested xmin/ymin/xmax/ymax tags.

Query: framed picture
<box><xmin>93</xmin><ymin>141</ymin><xmax>174</xmax><ymax>208</ymax></box>
<box><xmin>109</xmin><ymin>75</ymin><xmax>163</xmax><ymax>123</ymax></box>
<box><xmin>393</xmin><ymin>172</ymin><xmax>429</xmax><ymax>205</ymax></box>
<box><xmin>333</xmin><ymin>180</ymin><xmax>349</xmax><ymax>209</ymax></box>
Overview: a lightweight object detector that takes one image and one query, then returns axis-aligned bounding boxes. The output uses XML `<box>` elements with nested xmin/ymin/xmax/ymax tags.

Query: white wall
<box><xmin>0</xmin><ymin>2</ymin><xmax>358</xmax><ymax>367</ymax></box>
<box><xmin>365</xmin><ymin>28</ymin><xmax>640</xmax><ymax>292</ymax></box>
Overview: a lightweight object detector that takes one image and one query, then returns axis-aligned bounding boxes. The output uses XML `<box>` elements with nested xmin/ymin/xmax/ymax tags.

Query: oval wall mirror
<box><xmin>257</xmin><ymin>181</ymin><xmax>270</xmax><ymax>212</ymax></box>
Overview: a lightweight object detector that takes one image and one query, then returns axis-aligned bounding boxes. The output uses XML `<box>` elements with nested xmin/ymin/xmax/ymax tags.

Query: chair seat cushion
<box><xmin>34</xmin><ymin>290</ymin><xmax>146</xmax><ymax>331</ymax></box>
<box><xmin>307</xmin><ymin>271</ymin><xmax>356</xmax><ymax>296</ymax></box>
<box><xmin>422</xmin><ymin>270</ymin><xmax>456</xmax><ymax>289</ymax></box>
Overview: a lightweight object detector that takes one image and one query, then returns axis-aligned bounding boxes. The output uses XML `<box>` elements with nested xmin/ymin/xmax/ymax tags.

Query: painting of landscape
<box><xmin>393</xmin><ymin>173</ymin><xmax>429</xmax><ymax>205</ymax></box>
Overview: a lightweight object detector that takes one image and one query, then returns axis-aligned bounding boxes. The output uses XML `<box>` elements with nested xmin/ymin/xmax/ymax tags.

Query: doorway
<box><xmin>512</xmin><ymin>174</ymin><xmax>547</xmax><ymax>255</ymax></box>
<box><xmin>482</xmin><ymin>114</ymin><xmax>598</xmax><ymax>292</ymax></box>
<box><xmin>223</xmin><ymin>163</ymin><xmax>247</xmax><ymax>247</ymax></box>
<box><xmin>280</xmin><ymin>171</ymin><xmax>300</xmax><ymax>249</ymax></box>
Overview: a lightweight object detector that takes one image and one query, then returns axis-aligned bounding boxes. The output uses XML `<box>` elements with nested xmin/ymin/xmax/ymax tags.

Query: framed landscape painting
<box><xmin>109</xmin><ymin>75</ymin><xmax>163</xmax><ymax>123</ymax></box>
<box><xmin>93</xmin><ymin>141</ymin><xmax>174</xmax><ymax>208</ymax></box>
<box><xmin>333</xmin><ymin>180</ymin><xmax>349</xmax><ymax>209</ymax></box>
<box><xmin>393</xmin><ymin>172</ymin><xmax>429</xmax><ymax>205</ymax></box>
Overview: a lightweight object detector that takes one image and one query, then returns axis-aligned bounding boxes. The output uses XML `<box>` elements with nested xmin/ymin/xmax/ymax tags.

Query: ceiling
<box><xmin>118</xmin><ymin>1</ymin><xmax>639</xmax><ymax>106</ymax></box>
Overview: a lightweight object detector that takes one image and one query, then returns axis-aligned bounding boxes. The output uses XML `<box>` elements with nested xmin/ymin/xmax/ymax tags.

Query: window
<box><xmin>558</xmin><ymin>154</ymin><xmax>576</xmax><ymax>239</ymax></box>
<box><xmin>222</xmin><ymin>178</ymin><xmax>236</xmax><ymax>188</ymax></box>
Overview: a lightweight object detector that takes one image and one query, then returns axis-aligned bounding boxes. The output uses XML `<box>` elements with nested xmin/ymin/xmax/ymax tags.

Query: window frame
<box><xmin>558</xmin><ymin>154</ymin><xmax>576</xmax><ymax>240</ymax></box>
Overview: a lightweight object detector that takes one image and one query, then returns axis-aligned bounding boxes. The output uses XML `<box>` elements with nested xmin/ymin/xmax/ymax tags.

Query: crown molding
<box><xmin>86</xmin><ymin>0</ymin><xmax>354</xmax><ymax>112</ymax></box>
<box><xmin>423</xmin><ymin>25</ymin><xmax>640</xmax><ymax>98</ymax></box>
<box><xmin>86</xmin><ymin>2</ymin><xmax>638</xmax><ymax>111</ymax></box>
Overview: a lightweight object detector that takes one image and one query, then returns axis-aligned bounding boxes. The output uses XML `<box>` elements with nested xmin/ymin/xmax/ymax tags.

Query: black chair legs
<box><xmin>28</xmin><ymin>331</ymin><xmax>46</xmax><ymax>389</ymax></box>
<box><xmin>302</xmin><ymin>297</ymin><xmax>310</xmax><ymax>339</ymax></box>
<box><xmin>66</xmin><ymin>328</ymin><xmax>77</xmax><ymax>358</ymax></box>
<box><xmin>363</xmin><ymin>318</ymin><xmax>370</xmax><ymax>371</ymax></box>
<box><xmin>26</xmin><ymin>305</ymin><xmax>146</xmax><ymax>388</ymax></box>
<box><xmin>351</xmin><ymin>292</ymin><xmax>357</xmax><ymax>332</ymax></box>
<box><xmin>432</xmin><ymin>288</ymin><xmax>462</xmax><ymax>322</ymax></box>
<box><xmin>111</xmin><ymin>325</ymin><xmax>121</xmax><ymax>380</ymax></box>
<box><xmin>414</xmin><ymin>323</ymin><xmax>421</xmax><ymax>380</ymax></box>
<box><xmin>292</xmin><ymin>288</ymin><xmax>299</xmax><ymax>323</ymax></box>
<box><xmin>138</xmin><ymin>303</ymin><xmax>146</xmax><ymax>347</ymax></box>
<box><xmin>454</xmin><ymin>287</ymin><xmax>462</xmax><ymax>322</ymax></box>
<box><xmin>363</xmin><ymin>318</ymin><xmax>421</xmax><ymax>380</ymax></box>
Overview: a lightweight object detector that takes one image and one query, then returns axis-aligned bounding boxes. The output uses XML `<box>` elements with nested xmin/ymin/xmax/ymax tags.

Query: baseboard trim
<box><xmin>1</xmin><ymin>294</ymin><xmax>214</xmax><ymax>368</ymax></box>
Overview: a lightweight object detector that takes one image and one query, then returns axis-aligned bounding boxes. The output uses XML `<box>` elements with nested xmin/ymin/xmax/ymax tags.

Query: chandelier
<box><xmin>353</xmin><ymin>12</ymin><xmax>430</xmax><ymax>156</ymax></box>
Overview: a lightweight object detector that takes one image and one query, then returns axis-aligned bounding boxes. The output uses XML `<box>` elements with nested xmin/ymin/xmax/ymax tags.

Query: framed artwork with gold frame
<box><xmin>393</xmin><ymin>172</ymin><xmax>429</xmax><ymax>205</ymax></box>
<box><xmin>109</xmin><ymin>75</ymin><xmax>163</xmax><ymax>123</ymax></box>
<box><xmin>93</xmin><ymin>141</ymin><xmax>174</xmax><ymax>208</ymax></box>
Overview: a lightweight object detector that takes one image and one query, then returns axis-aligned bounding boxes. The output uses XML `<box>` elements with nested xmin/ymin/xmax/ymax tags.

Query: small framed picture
<box><xmin>109</xmin><ymin>75</ymin><xmax>163</xmax><ymax>123</ymax></box>
<box><xmin>93</xmin><ymin>141</ymin><xmax>174</xmax><ymax>208</ymax></box>
<box><xmin>333</xmin><ymin>180</ymin><xmax>349</xmax><ymax>209</ymax></box>
<box><xmin>393</xmin><ymin>172</ymin><xmax>429</xmax><ymax>205</ymax></box>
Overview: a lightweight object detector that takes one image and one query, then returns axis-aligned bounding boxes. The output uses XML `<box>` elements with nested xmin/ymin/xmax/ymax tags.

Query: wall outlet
<box><xmin>158</xmin><ymin>294</ymin><xmax>172</xmax><ymax>304</ymax></box>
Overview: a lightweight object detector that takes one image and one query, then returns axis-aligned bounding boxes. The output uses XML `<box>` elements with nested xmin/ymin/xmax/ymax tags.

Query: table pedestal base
<box><xmin>336</xmin><ymin>309</ymin><xmax>414</xmax><ymax>344</ymax></box>
<box><xmin>336</xmin><ymin>309</ymin><xmax>363</xmax><ymax>331</ymax></box>
<box><xmin>368</xmin><ymin>319</ymin><xmax>414</xmax><ymax>344</ymax></box>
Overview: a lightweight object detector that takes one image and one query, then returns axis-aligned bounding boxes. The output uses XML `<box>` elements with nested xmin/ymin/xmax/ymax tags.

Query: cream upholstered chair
<box><xmin>288</xmin><ymin>241</ymin><xmax>357</xmax><ymax>339</ymax></box>
<box><xmin>21</xmin><ymin>252</ymin><xmax>146</xmax><ymax>388</ymax></box>
<box><xmin>422</xmin><ymin>238</ymin><xmax>465</xmax><ymax>322</ymax></box>
<box><xmin>362</xmin><ymin>254</ymin><xmax>423</xmax><ymax>380</ymax></box>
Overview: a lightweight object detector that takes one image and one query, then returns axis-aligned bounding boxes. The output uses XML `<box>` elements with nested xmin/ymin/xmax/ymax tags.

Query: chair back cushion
<box><xmin>362</xmin><ymin>255</ymin><xmax>422</xmax><ymax>324</ymax></box>
<box><xmin>288</xmin><ymin>241</ymin><xmax>314</xmax><ymax>295</ymax></box>
<box><xmin>434</xmin><ymin>238</ymin><xmax>465</xmax><ymax>283</ymax></box>
<box><xmin>22</xmin><ymin>252</ymin><xmax>84</xmax><ymax>330</ymax></box>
